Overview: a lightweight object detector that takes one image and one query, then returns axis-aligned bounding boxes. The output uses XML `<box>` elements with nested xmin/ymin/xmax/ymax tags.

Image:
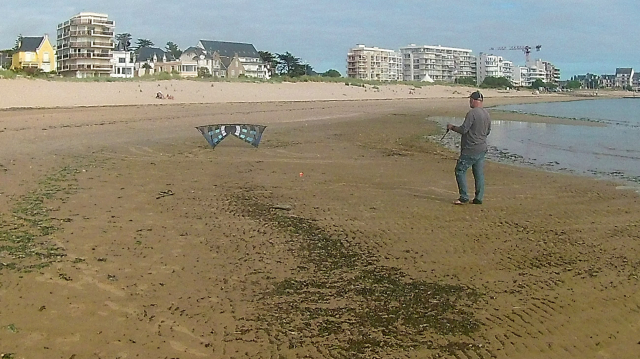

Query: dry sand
<box><xmin>0</xmin><ymin>80</ymin><xmax>638</xmax><ymax>359</ymax></box>
<box><xmin>0</xmin><ymin>78</ymin><xmax>579</xmax><ymax>109</ymax></box>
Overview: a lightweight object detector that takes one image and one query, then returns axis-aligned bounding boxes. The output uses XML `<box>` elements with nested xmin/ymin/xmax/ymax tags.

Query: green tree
<box><xmin>276</xmin><ymin>52</ymin><xmax>302</xmax><ymax>76</ymax></box>
<box><xmin>134</xmin><ymin>38</ymin><xmax>154</xmax><ymax>52</ymax></box>
<box><xmin>141</xmin><ymin>62</ymin><xmax>152</xmax><ymax>75</ymax></box>
<box><xmin>299</xmin><ymin>63</ymin><xmax>315</xmax><ymax>76</ymax></box>
<box><xmin>564</xmin><ymin>80</ymin><xmax>581</xmax><ymax>89</ymax></box>
<box><xmin>480</xmin><ymin>76</ymin><xmax>512</xmax><ymax>89</ymax></box>
<box><xmin>322</xmin><ymin>69</ymin><xmax>341</xmax><ymax>77</ymax></box>
<box><xmin>259</xmin><ymin>51</ymin><xmax>278</xmax><ymax>76</ymax></box>
<box><xmin>530</xmin><ymin>79</ymin><xmax>546</xmax><ymax>89</ymax></box>
<box><xmin>115</xmin><ymin>33</ymin><xmax>132</xmax><ymax>50</ymax></box>
<box><xmin>455</xmin><ymin>76</ymin><xmax>476</xmax><ymax>86</ymax></box>
<box><xmin>12</xmin><ymin>34</ymin><xmax>23</xmax><ymax>51</ymax></box>
<box><xmin>198</xmin><ymin>67</ymin><xmax>211</xmax><ymax>78</ymax></box>
<box><xmin>165</xmin><ymin>42</ymin><xmax>183</xmax><ymax>59</ymax></box>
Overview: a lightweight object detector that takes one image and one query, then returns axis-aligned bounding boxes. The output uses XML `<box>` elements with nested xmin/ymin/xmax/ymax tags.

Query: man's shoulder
<box><xmin>468</xmin><ymin>107</ymin><xmax>489</xmax><ymax>115</ymax></box>
<box><xmin>472</xmin><ymin>107</ymin><xmax>490</xmax><ymax>118</ymax></box>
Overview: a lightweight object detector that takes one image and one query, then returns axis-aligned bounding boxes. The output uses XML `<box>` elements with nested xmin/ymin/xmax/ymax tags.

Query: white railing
<box><xmin>61</xmin><ymin>64</ymin><xmax>113</xmax><ymax>71</ymax></box>
<box><xmin>68</xmin><ymin>41</ymin><xmax>113</xmax><ymax>48</ymax></box>
<box><xmin>92</xmin><ymin>30</ymin><xmax>114</xmax><ymax>37</ymax></box>
<box><xmin>61</xmin><ymin>53</ymin><xmax>112</xmax><ymax>59</ymax></box>
<box><xmin>69</xmin><ymin>19</ymin><xmax>114</xmax><ymax>26</ymax></box>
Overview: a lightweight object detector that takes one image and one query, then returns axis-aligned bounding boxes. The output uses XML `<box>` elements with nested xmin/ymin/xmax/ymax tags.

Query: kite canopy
<box><xmin>196</xmin><ymin>124</ymin><xmax>266</xmax><ymax>149</ymax></box>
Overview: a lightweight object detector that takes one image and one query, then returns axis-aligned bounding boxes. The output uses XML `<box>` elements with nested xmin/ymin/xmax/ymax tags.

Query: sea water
<box><xmin>431</xmin><ymin>98</ymin><xmax>640</xmax><ymax>187</ymax></box>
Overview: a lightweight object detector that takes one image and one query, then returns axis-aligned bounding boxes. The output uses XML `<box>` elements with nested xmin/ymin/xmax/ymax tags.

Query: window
<box><xmin>119</xmin><ymin>58</ymin><xmax>126</xmax><ymax>63</ymax></box>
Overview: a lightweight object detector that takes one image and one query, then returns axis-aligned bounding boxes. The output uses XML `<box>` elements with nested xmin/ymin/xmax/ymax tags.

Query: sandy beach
<box><xmin>0</xmin><ymin>79</ymin><xmax>638</xmax><ymax>359</ymax></box>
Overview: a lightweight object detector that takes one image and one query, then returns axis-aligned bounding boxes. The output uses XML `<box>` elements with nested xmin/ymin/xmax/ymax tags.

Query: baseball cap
<box><xmin>469</xmin><ymin>91</ymin><xmax>483</xmax><ymax>101</ymax></box>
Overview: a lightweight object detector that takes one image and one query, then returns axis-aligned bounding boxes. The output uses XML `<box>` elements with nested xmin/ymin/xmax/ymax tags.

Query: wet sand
<box><xmin>0</xmin><ymin>83</ymin><xmax>638</xmax><ymax>359</ymax></box>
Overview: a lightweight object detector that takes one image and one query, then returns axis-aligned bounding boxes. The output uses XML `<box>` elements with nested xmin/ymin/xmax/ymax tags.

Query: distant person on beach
<box><xmin>156</xmin><ymin>91</ymin><xmax>164</xmax><ymax>99</ymax></box>
<box><xmin>446</xmin><ymin>90</ymin><xmax>491</xmax><ymax>205</ymax></box>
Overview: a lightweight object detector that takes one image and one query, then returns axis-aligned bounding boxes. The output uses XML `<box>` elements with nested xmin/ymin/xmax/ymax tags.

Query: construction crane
<box><xmin>489</xmin><ymin>45</ymin><xmax>542</xmax><ymax>63</ymax></box>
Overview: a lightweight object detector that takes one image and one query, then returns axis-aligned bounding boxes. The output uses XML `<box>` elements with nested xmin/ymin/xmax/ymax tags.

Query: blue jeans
<box><xmin>455</xmin><ymin>151</ymin><xmax>486</xmax><ymax>202</ymax></box>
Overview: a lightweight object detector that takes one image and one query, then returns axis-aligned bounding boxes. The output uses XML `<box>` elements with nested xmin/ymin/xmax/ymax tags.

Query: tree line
<box><xmin>456</xmin><ymin>76</ymin><xmax>559</xmax><ymax>90</ymax></box>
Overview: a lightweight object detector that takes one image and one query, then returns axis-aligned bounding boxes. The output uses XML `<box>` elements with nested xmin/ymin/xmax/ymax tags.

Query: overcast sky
<box><xmin>1</xmin><ymin>0</ymin><xmax>637</xmax><ymax>79</ymax></box>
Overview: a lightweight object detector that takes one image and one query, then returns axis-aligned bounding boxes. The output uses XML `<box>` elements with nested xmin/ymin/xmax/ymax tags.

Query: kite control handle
<box><xmin>440</xmin><ymin>129</ymin><xmax>450</xmax><ymax>141</ymax></box>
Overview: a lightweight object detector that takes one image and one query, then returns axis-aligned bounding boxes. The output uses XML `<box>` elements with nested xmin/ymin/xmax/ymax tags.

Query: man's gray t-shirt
<box><xmin>459</xmin><ymin>107</ymin><xmax>491</xmax><ymax>155</ymax></box>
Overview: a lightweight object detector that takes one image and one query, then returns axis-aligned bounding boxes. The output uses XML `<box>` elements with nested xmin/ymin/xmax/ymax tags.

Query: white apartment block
<box><xmin>527</xmin><ymin>61</ymin><xmax>547</xmax><ymax>83</ymax></box>
<box><xmin>477</xmin><ymin>53</ymin><xmax>513</xmax><ymax>85</ymax></box>
<box><xmin>346</xmin><ymin>44</ymin><xmax>403</xmax><ymax>81</ymax></box>
<box><xmin>512</xmin><ymin>66</ymin><xmax>544</xmax><ymax>87</ymax></box>
<box><xmin>510</xmin><ymin>59</ymin><xmax>559</xmax><ymax>87</ymax></box>
<box><xmin>399</xmin><ymin>44</ymin><xmax>475</xmax><ymax>82</ymax></box>
<box><xmin>512</xmin><ymin>67</ymin><xmax>527</xmax><ymax>87</ymax></box>
<box><xmin>57</xmin><ymin>12</ymin><xmax>115</xmax><ymax>78</ymax></box>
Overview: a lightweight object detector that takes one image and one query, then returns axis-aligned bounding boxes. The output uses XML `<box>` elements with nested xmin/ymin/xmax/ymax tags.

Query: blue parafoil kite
<box><xmin>196</xmin><ymin>124</ymin><xmax>266</xmax><ymax>149</ymax></box>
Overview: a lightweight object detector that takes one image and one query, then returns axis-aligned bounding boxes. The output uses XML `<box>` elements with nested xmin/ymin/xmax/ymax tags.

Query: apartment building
<box><xmin>542</xmin><ymin>61</ymin><xmax>560</xmax><ymax>85</ymax></box>
<box><xmin>346</xmin><ymin>44</ymin><xmax>403</xmax><ymax>81</ymax></box>
<box><xmin>512</xmin><ymin>66</ymin><xmax>545</xmax><ymax>87</ymax></box>
<box><xmin>476</xmin><ymin>53</ymin><xmax>513</xmax><ymax>85</ymax></box>
<box><xmin>512</xmin><ymin>67</ymin><xmax>528</xmax><ymax>87</ymax></box>
<box><xmin>57</xmin><ymin>12</ymin><xmax>115</xmax><ymax>78</ymax></box>
<box><xmin>527</xmin><ymin>59</ymin><xmax>548</xmax><ymax>83</ymax></box>
<box><xmin>615</xmin><ymin>68</ymin><xmax>634</xmax><ymax>88</ymax></box>
<box><xmin>509</xmin><ymin>59</ymin><xmax>559</xmax><ymax>87</ymax></box>
<box><xmin>399</xmin><ymin>44</ymin><xmax>475</xmax><ymax>82</ymax></box>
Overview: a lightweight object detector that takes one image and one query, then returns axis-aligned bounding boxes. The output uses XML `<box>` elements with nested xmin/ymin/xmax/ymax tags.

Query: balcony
<box><xmin>69</xmin><ymin>19</ymin><xmax>114</xmax><ymax>27</ymax></box>
<box><xmin>20</xmin><ymin>60</ymin><xmax>40</xmax><ymax>68</ymax></box>
<box><xmin>60</xmin><ymin>53</ymin><xmax>112</xmax><ymax>60</ymax></box>
<box><xmin>60</xmin><ymin>64</ymin><xmax>113</xmax><ymax>71</ymax></box>
<box><xmin>63</xmin><ymin>30</ymin><xmax>114</xmax><ymax>37</ymax></box>
<box><xmin>92</xmin><ymin>30</ymin><xmax>114</xmax><ymax>37</ymax></box>
<box><xmin>68</xmin><ymin>41</ymin><xmax>113</xmax><ymax>48</ymax></box>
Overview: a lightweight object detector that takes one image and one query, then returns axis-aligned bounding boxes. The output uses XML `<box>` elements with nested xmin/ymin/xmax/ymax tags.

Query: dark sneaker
<box><xmin>472</xmin><ymin>198</ymin><xmax>482</xmax><ymax>204</ymax></box>
<box><xmin>453</xmin><ymin>199</ymin><xmax>469</xmax><ymax>205</ymax></box>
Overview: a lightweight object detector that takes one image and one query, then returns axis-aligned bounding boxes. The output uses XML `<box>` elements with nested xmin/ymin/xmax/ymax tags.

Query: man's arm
<box><xmin>447</xmin><ymin>112</ymin><xmax>473</xmax><ymax>134</ymax></box>
<box><xmin>446</xmin><ymin>123</ymin><xmax>461</xmax><ymax>133</ymax></box>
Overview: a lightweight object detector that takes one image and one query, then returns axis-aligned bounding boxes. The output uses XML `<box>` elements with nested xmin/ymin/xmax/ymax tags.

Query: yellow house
<box><xmin>11</xmin><ymin>34</ymin><xmax>56</xmax><ymax>73</ymax></box>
